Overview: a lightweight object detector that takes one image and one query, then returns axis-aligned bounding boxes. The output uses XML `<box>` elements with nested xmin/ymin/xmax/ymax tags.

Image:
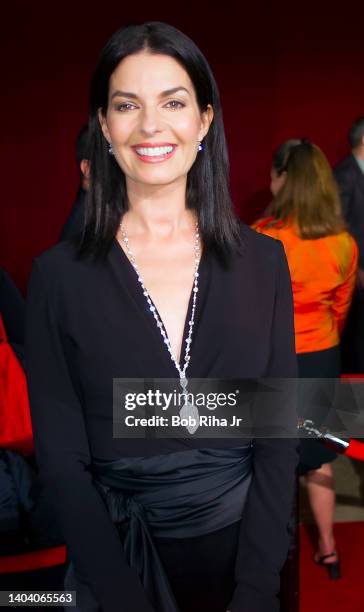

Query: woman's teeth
<box><xmin>136</xmin><ymin>146</ymin><xmax>174</xmax><ymax>156</ymax></box>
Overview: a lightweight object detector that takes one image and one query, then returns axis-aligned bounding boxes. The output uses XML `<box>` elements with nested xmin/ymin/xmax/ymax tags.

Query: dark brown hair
<box><xmin>269</xmin><ymin>140</ymin><xmax>345</xmax><ymax>239</ymax></box>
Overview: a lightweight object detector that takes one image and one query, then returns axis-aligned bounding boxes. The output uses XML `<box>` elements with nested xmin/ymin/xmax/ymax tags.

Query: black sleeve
<box><xmin>25</xmin><ymin>260</ymin><xmax>155</xmax><ymax>612</ymax></box>
<box><xmin>228</xmin><ymin>241</ymin><xmax>298</xmax><ymax>612</ymax></box>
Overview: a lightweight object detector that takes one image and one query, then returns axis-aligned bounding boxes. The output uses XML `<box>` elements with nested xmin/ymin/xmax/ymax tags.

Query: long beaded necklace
<box><xmin>119</xmin><ymin>221</ymin><xmax>201</xmax><ymax>434</ymax></box>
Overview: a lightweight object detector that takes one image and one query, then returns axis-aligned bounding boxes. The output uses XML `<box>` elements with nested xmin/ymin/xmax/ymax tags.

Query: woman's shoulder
<box><xmin>332</xmin><ymin>229</ymin><xmax>357</xmax><ymax>247</ymax></box>
<box><xmin>327</xmin><ymin>230</ymin><xmax>359</xmax><ymax>268</ymax></box>
<box><xmin>33</xmin><ymin>238</ymin><xmax>104</xmax><ymax>277</ymax></box>
<box><xmin>35</xmin><ymin>239</ymin><xmax>79</xmax><ymax>266</ymax></box>
<box><xmin>323</xmin><ymin>229</ymin><xmax>357</xmax><ymax>252</ymax></box>
<box><xmin>238</xmin><ymin>220</ymin><xmax>286</xmax><ymax>263</ymax></box>
<box><xmin>240</xmin><ymin>218</ymin><xmax>283</xmax><ymax>246</ymax></box>
<box><xmin>235</xmin><ymin>223</ymin><xmax>291</xmax><ymax>298</ymax></box>
<box><xmin>29</xmin><ymin>239</ymin><xmax>100</xmax><ymax>298</ymax></box>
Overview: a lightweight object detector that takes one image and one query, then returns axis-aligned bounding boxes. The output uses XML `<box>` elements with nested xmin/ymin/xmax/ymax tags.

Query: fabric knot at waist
<box><xmin>125</xmin><ymin>495</ymin><xmax>142</xmax><ymax>518</ymax></box>
<box><xmin>91</xmin><ymin>444</ymin><xmax>253</xmax><ymax>612</ymax></box>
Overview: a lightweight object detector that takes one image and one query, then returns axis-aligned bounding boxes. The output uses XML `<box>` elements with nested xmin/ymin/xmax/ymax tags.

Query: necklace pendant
<box><xmin>180</xmin><ymin>377</ymin><xmax>188</xmax><ymax>390</ymax></box>
<box><xmin>179</xmin><ymin>377</ymin><xmax>199</xmax><ymax>433</ymax></box>
<box><xmin>179</xmin><ymin>400</ymin><xmax>199</xmax><ymax>434</ymax></box>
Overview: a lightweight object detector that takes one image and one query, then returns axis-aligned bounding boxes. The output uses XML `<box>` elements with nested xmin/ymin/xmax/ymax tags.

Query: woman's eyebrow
<box><xmin>111</xmin><ymin>86</ymin><xmax>190</xmax><ymax>100</ymax></box>
<box><xmin>160</xmin><ymin>87</ymin><xmax>190</xmax><ymax>97</ymax></box>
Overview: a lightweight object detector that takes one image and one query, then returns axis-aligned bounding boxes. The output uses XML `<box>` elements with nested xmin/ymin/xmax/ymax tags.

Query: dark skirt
<box><xmin>154</xmin><ymin>522</ymin><xmax>239</xmax><ymax>612</ymax></box>
<box><xmin>64</xmin><ymin>522</ymin><xmax>239</xmax><ymax>612</ymax></box>
<box><xmin>297</xmin><ymin>345</ymin><xmax>340</xmax><ymax>474</ymax></box>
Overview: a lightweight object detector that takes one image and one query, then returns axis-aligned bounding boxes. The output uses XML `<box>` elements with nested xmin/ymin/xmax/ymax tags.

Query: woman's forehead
<box><xmin>109</xmin><ymin>52</ymin><xmax>194</xmax><ymax>98</ymax></box>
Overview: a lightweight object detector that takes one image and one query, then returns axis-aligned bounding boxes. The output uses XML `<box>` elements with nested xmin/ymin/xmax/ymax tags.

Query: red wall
<box><xmin>1</xmin><ymin>3</ymin><xmax>363</xmax><ymax>291</ymax></box>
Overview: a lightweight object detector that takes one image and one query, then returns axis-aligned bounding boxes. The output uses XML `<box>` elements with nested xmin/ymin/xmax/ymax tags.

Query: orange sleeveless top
<box><xmin>253</xmin><ymin>217</ymin><xmax>358</xmax><ymax>354</ymax></box>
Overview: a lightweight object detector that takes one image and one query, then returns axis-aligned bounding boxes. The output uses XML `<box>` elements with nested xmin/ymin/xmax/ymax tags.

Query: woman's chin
<box><xmin>129</xmin><ymin>171</ymin><xmax>187</xmax><ymax>188</ymax></box>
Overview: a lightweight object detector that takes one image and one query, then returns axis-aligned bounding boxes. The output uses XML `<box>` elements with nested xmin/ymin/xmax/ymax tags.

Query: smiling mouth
<box><xmin>133</xmin><ymin>144</ymin><xmax>177</xmax><ymax>163</ymax></box>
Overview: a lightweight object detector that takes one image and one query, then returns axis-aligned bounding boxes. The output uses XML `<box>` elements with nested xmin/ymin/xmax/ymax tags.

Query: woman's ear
<box><xmin>98</xmin><ymin>108</ymin><xmax>111</xmax><ymax>144</ymax></box>
<box><xmin>200</xmin><ymin>104</ymin><xmax>214</xmax><ymax>140</ymax></box>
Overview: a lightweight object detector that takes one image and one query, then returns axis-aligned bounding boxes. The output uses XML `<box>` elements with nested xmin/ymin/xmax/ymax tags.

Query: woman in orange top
<box><xmin>253</xmin><ymin>139</ymin><xmax>358</xmax><ymax>579</ymax></box>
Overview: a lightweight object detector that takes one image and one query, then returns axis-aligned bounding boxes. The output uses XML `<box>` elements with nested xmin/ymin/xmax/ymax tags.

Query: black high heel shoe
<box><xmin>314</xmin><ymin>551</ymin><xmax>341</xmax><ymax>580</ymax></box>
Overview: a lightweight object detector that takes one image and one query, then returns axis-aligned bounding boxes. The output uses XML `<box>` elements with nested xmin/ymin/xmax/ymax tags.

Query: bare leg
<box><xmin>305</xmin><ymin>462</ymin><xmax>337</xmax><ymax>562</ymax></box>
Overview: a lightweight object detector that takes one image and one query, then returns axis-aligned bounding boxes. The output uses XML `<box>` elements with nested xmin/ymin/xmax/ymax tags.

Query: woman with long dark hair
<box><xmin>254</xmin><ymin>140</ymin><xmax>358</xmax><ymax>580</ymax></box>
<box><xmin>26</xmin><ymin>23</ymin><xmax>297</xmax><ymax>612</ymax></box>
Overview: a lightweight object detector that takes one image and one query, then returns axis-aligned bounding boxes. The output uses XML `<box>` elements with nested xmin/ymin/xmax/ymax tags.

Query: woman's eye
<box><xmin>116</xmin><ymin>103</ymin><xmax>136</xmax><ymax>112</ymax></box>
<box><xmin>164</xmin><ymin>100</ymin><xmax>185</xmax><ymax>110</ymax></box>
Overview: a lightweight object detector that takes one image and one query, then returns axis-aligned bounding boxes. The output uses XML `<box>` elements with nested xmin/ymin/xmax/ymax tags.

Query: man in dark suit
<box><xmin>59</xmin><ymin>125</ymin><xmax>90</xmax><ymax>241</ymax></box>
<box><xmin>334</xmin><ymin>117</ymin><xmax>364</xmax><ymax>372</ymax></box>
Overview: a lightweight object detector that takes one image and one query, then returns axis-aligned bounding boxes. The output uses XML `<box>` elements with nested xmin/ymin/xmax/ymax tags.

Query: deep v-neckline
<box><xmin>112</xmin><ymin>236</ymin><xmax>208</xmax><ymax>371</ymax></box>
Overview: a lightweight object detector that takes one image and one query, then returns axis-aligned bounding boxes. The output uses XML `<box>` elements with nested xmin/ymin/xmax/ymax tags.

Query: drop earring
<box><xmin>108</xmin><ymin>143</ymin><xmax>114</xmax><ymax>155</ymax></box>
<box><xmin>197</xmin><ymin>140</ymin><xmax>204</xmax><ymax>152</ymax></box>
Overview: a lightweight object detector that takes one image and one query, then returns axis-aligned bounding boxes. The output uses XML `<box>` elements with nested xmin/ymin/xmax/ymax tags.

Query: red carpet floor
<box><xmin>300</xmin><ymin>522</ymin><xmax>364</xmax><ymax>612</ymax></box>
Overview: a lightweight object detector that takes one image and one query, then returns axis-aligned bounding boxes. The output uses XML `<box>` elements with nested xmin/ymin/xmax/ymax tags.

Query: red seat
<box><xmin>0</xmin><ymin>545</ymin><xmax>66</xmax><ymax>574</ymax></box>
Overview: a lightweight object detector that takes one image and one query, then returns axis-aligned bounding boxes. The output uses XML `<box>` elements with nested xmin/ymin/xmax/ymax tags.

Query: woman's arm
<box><xmin>25</xmin><ymin>259</ymin><xmax>154</xmax><ymax>612</ymax></box>
<box><xmin>227</xmin><ymin>241</ymin><xmax>298</xmax><ymax>612</ymax></box>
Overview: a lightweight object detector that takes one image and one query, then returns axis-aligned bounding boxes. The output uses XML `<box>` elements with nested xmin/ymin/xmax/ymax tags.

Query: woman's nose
<box><xmin>139</xmin><ymin>106</ymin><xmax>164</xmax><ymax>136</ymax></box>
